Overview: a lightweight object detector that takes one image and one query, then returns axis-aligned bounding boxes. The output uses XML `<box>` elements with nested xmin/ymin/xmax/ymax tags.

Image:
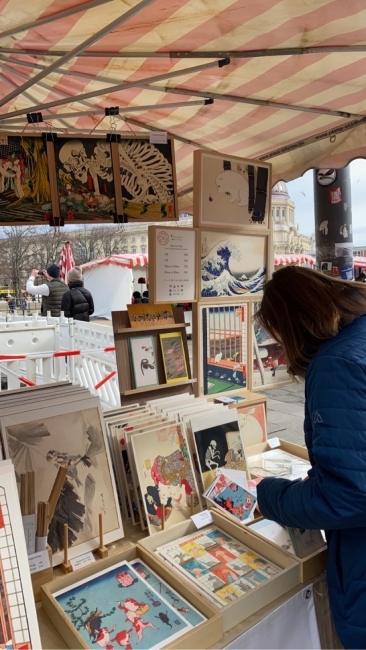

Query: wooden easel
<box><xmin>96</xmin><ymin>513</ymin><xmax>108</xmax><ymax>559</ymax></box>
<box><xmin>61</xmin><ymin>524</ymin><xmax>72</xmax><ymax>574</ymax></box>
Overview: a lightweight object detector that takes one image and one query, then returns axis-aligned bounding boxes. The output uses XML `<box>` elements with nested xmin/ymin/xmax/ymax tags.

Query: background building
<box><xmin>272</xmin><ymin>181</ymin><xmax>314</xmax><ymax>255</ymax></box>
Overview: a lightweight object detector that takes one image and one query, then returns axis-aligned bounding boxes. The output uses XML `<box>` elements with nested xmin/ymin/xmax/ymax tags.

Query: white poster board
<box><xmin>149</xmin><ymin>226</ymin><xmax>197</xmax><ymax>303</ymax></box>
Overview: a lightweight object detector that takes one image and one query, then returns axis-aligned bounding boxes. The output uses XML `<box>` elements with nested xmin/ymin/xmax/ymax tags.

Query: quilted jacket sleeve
<box><xmin>257</xmin><ymin>354</ymin><xmax>366</xmax><ymax>530</ymax></box>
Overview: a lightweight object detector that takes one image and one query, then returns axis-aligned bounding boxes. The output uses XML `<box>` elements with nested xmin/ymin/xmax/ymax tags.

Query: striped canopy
<box><xmin>81</xmin><ymin>253</ymin><xmax>148</xmax><ymax>269</ymax></box>
<box><xmin>274</xmin><ymin>254</ymin><xmax>316</xmax><ymax>267</ymax></box>
<box><xmin>1</xmin><ymin>0</ymin><xmax>366</xmax><ymax>213</ymax></box>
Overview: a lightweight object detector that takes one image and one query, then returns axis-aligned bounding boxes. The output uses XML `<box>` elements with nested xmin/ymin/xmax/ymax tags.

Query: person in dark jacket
<box><xmin>26</xmin><ymin>264</ymin><xmax>68</xmax><ymax>317</ymax></box>
<box><xmin>60</xmin><ymin>267</ymin><xmax>94</xmax><ymax>321</ymax></box>
<box><xmin>255</xmin><ymin>266</ymin><xmax>366</xmax><ymax>650</ymax></box>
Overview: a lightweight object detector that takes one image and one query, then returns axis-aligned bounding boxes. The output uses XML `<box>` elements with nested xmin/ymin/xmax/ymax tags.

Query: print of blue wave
<box><xmin>201</xmin><ymin>240</ymin><xmax>266</xmax><ymax>297</ymax></box>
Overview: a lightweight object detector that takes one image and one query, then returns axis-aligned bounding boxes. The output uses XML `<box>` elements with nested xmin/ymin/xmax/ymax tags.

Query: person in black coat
<box><xmin>60</xmin><ymin>267</ymin><xmax>94</xmax><ymax>321</ymax></box>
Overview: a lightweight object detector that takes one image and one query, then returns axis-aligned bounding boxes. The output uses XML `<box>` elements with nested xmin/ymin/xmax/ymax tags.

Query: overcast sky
<box><xmin>287</xmin><ymin>159</ymin><xmax>366</xmax><ymax>246</ymax></box>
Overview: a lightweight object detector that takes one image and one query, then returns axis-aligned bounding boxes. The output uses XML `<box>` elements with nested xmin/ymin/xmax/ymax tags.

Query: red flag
<box><xmin>59</xmin><ymin>241</ymin><xmax>75</xmax><ymax>281</ymax></box>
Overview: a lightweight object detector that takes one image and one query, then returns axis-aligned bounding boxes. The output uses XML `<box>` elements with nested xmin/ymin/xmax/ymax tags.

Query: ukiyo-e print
<box><xmin>249</xmin><ymin>519</ymin><xmax>296</xmax><ymax>554</ymax></box>
<box><xmin>54</xmin><ymin>137</ymin><xmax>116</xmax><ymax>222</ymax></box>
<box><xmin>129</xmin><ymin>336</ymin><xmax>159</xmax><ymax>389</ymax></box>
<box><xmin>127</xmin><ymin>304</ymin><xmax>175</xmax><ymax>328</ymax></box>
<box><xmin>200</xmin><ymin>230</ymin><xmax>266</xmax><ymax>299</ymax></box>
<box><xmin>0</xmin><ymin>402</ymin><xmax>122</xmax><ymax>565</ymax></box>
<box><xmin>0</xmin><ymin>136</ymin><xmax>52</xmax><ymax>225</ymax></box>
<box><xmin>130</xmin><ymin>423</ymin><xmax>202</xmax><ymax>535</ymax></box>
<box><xmin>129</xmin><ymin>560</ymin><xmax>206</xmax><ymax>628</ymax></box>
<box><xmin>209</xmin><ymin>482</ymin><xmax>257</xmax><ymax>523</ymax></box>
<box><xmin>160</xmin><ymin>333</ymin><xmax>189</xmax><ymax>383</ymax></box>
<box><xmin>237</xmin><ymin>403</ymin><xmax>267</xmax><ymax>447</ymax></box>
<box><xmin>118</xmin><ymin>138</ymin><xmax>177</xmax><ymax>221</ymax></box>
<box><xmin>0</xmin><ymin>462</ymin><xmax>41</xmax><ymax>649</ymax></box>
<box><xmin>248</xmin><ymin>449</ymin><xmax>311</xmax><ymax>481</ymax></box>
<box><xmin>195</xmin><ymin>151</ymin><xmax>270</xmax><ymax>229</ymax></box>
<box><xmin>157</xmin><ymin>527</ymin><xmax>280</xmax><ymax>607</ymax></box>
<box><xmin>252</xmin><ymin>301</ymin><xmax>290</xmax><ymax>387</ymax></box>
<box><xmin>191</xmin><ymin>411</ymin><xmax>248</xmax><ymax>491</ymax></box>
<box><xmin>201</xmin><ymin>304</ymin><xmax>248</xmax><ymax>395</ymax></box>
<box><xmin>54</xmin><ymin>561</ymin><xmax>191</xmax><ymax>649</ymax></box>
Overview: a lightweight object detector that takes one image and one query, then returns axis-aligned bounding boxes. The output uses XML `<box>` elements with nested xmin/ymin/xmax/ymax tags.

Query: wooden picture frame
<box><xmin>148</xmin><ymin>225</ymin><xmax>198</xmax><ymax>303</ymax></box>
<box><xmin>160</xmin><ymin>332</ymin><xmax>189</xmax><ymax>384</ymax></box>
<box><xmin>128</xmin><ymin>335</ymin><xmax>159</xmax><ymax>389</ymax></box>
<box><xmin>198</xmin><ymin>228</ymin><xmax>268</xmax><ymax>302</ymax></box>
<box><xmin>250</xmin><ymin>301</ymin><xmax>292</xmax><ymax>390</ymax></box>
<box><xmin>193</xmin><ymin>150</ymin><xmax>272</xmax><ymax>231</ymax></box>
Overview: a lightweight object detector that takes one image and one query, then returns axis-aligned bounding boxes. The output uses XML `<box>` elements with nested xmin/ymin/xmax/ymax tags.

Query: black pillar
<box><xmin>313</xmin><ymin>167</ymin><xmax>353</xmax><ymax>280</ymax></box>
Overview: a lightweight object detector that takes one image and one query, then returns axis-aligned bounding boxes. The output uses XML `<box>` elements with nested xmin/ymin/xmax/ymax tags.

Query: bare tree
<box><xmin>2</xmin><ymin>227</ymin><xmax>36</xmax><ymax>299</ymax></box>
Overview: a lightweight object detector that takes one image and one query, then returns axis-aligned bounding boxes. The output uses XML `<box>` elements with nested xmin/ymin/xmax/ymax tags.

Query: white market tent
<box><xmin>81</xmin><ymin>253</ymin><xmax>148</xmax><ymax>319</ymax></box>
<box><xmin>0</xmin><ymin>0</ymin><xmax>366</xmax><ymax>212</ymax></box>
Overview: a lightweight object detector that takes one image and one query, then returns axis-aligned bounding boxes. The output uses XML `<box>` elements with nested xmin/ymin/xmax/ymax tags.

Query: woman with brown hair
<box><xmin>255</xmin><ymin>266</ymin><xmax>366</xmax><ymax>650</ymax></box>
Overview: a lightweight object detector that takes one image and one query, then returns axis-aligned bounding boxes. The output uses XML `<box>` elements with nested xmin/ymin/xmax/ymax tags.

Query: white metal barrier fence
<box><xmin>0</xmin><ymin>313</ymin><xmax>119</xmax><ymax>410</ymax></box>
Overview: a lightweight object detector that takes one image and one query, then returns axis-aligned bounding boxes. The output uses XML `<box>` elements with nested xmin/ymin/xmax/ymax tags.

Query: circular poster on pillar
<box><xmin>316</xmin><ymin>169</ymin><xmax>337</xmax><ymax>186</ymax></box>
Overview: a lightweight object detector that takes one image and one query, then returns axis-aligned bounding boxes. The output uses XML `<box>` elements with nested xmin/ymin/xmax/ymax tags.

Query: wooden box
<box><xmin>41</xmin><ymin>545</ymin><xmax>222</xmax><ymax>650</ymax></box>
<box><xmin>138</xmin><ymin>509</ymin><xmax>300</xmax><ymax>634</ymax></box>
<box><xmin>246</xmin><ymin>438</ymin><xmax>309</xmax><ymax>460</ymax></box>
<box><xmin>247</xmin><ymin>517</ymin><xmax>328</xmax><ymax>583</ymax></box>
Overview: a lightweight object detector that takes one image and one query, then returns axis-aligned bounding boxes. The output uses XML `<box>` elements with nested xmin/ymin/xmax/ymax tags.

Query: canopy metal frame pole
<box><xmin>0</xmin><ymin>0</ymin><xmax>157</xmax><ymax>109</ymax></box>
<box><xmin>0</xmin><ymin>58</ymin><xmax>230</xmax><ymax>121</ymax></box>
<box><xmin>2</xmin><ymin>99</ymin><xmax>211</xmax><ymax>124</ymax></box>
<box><xmin>143</xmin><ymin>84</ymin><xmax>360</xmax><ymax>119</ymax></box>
<box><xmin>0</xmin><ymin>45</ymin><xmax>365</xmax><ymax>57</ymax></box>
<box><xmin>0</xmin><ymin>0</ymin><xmax>114</xmax><ymax>40</ymax></box>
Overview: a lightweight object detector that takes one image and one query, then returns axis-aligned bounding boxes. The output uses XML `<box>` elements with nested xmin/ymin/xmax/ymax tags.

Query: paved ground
<box><xmin>262</xmin><ymin>381</ymin><xmax>306</xmax><ymax>446</ymax></box>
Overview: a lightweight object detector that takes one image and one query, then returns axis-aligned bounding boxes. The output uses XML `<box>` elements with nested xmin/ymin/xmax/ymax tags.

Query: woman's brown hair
<box><xmin>255</xmin><ymin>266</ymin><xmax>366</xmax><ymax>378</ymax></box>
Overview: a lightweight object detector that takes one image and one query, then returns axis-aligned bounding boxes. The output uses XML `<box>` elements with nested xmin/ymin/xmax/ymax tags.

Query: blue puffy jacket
<box><xmin>257</xmin><ymin>313</ymin><xmax>366</xmax><ymax>650</ymax></box>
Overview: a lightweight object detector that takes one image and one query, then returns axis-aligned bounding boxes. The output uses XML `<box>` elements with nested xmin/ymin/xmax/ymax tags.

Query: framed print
<box><xmin>118</xmin><ymin>136</ymin><xmax>178</xmax><ymax>222</ymax></box>
<box><xmin>160</xmin><ymin>332</ymin><xmax>189</xmax><ymax>383</ymax></box>
<box><xmin>129</xmin><ymin>336</ymin><xmax>159</xmax><ymax>389</ymax></box>
<box><xmin>53</xmin><ymin>560</ymin><xmax>191</xmax><ymax>648</ymax></box>
<box><xmin>193</xmin><ymin>150</ymin><xmax>271</xmax><ymax>229</ymax></box>
<box><xmin>148</xmin><ymin>226</ymin><xmax>197</xmax><ymax>303</ymax></box>
<box><xmin>201</xmin><ymin>304</ymin><xmax>248</xmax><ymax>395</ymax></box>
<box><xmin>130</xmin><ymin>422</ymin><xmax>202</xmax><ymax>535</ymax></box>
<box><xmin>0</xmin><ymin>135</ymin><xmax>52</xmax><ymax>225</ymax></box>
<box><xmin>54</xmin><ymin>137</ymin><xmax>116</xmax><ymax>223</ymax></box>
<box><xmin>0</xmin><ymin>398</ymin><xmax>123</xmax><ymax>566</ymax></box>
<box><xmin>190</xmin><ymin>410</ymin><xmax>249</xmax><ymax>491</ymax></box>
<box><xmin>0</xmin><ymin>461</ymin><xmax>41</xmax><ymax>648</ymax></box>
<box><xmin>127</xmin><ymin>303</ymin><xmax>175</xmax><ymax>328</ymax></box>
<box><xmin>200</xmin><ymin>229</ymin><xmax>267</xmax><ymax>299</ymax></box>
<box><xmin>251</xmin><ymin>301</ymin><xmax>291</xmax><ymax>388</ymax></box>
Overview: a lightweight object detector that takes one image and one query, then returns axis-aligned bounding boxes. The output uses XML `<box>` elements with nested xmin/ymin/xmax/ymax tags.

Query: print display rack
<box><xmin>191</xmin><ymin>149</ymin><xmax>292</xmax><ymax>396</ymax></box>
<box><xmin>112</xmin><ymin>307</ymin><xmax>195</xmax><ymax>407</ymax></box>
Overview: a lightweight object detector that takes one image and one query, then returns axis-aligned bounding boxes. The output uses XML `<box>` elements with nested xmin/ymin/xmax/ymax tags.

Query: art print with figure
<box><xmin>129</xmin><ymin>559</ymin><xmax>206</xmax><ymax>627</ymax></box>
<box><xmin>200</xmin><ymin>230</ymin><xmax>267</xmax><ymax>299</ymax></box>
<box><xmin>160</xmin><ymin>332</ymin><xmax>189</xmax><ymax>383</ymax></box>
<box><xmin>237</xmin><ymin>403</ymin><xmax>267</xmax><ymax>447</ymax></box>
<box><xmin>191</xmin><ymin>411</ymin><xmax>248</xmax><ymax>491</ymax></box>
<box><xmin>130</xmin><ymin>423</ymin><xmax>202</xmax><ymax>535</ymax></box>
<box><xmin>248</xmin><ymin>449</ymin><xmax>311</xmax><ymax>481</ymax></box>
<box><xmin>157</xmin><ymin>527</ymin><xmax>280</xmax><ymax>607</ymax></box>
<box><xmin>194</xmin><ymin>150</ymin><xmax>271</xmax><ymax>229</ymax></box>
<box><xmin>0</xmin><ymin>136</ymin><xmax>52</xmax><ymax>224</ymax></box>
<box><xmin>201</xmin><ymin>304</ymin><xmax>248</xmax><ymax>395</ymax></box>
<box><xmin>53</xmin><ymin>561</ymin><xmax>191</xmax><ymax>649</ymax></box>
<box><xmin>118</xmin><ymin>137</ymin><xmax>177</xmax><ymax>221</ymax></box>
<box><xmin>0</xmin><ymin>400</ymin><xmax>123</xmax><ymax>565</ymax></box>
<box><xmin>208</xmin><ymin>481</ymin><xmax>257</xmax><ymax>523</ymax></box>
<box><xmin>129</xmin><ymin>336</ymin><xmax>159</xmax><ymax>389</ymax></box>
<box><xmin>252</xmin><ymin>301</ymin><xmax>290</xmax><ymax>387</ymax></box>
<box><xmin>54</xmin><ymin>137</ymin><xmax>116</xmax><ymax>222</ymax></box>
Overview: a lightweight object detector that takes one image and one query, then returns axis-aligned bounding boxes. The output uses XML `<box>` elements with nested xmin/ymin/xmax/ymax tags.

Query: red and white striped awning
<box><xmin>81</xmin><ymin>254</ymin><xmax>148</xmax><ymax>270</ymax></box>
<box><xmin>353</xmin><ymin>257</ymin><xmax>366</xmax><ymax>269</ymax></box>
<box><xmin>274</xmin><ymin>254</ymin><xmax>316</xmax><ymax>267</ymax></box>
<box><xmin>0</xmin><ymin>0</ymin><xmax>366</xmax><ymax>214</ymax></box>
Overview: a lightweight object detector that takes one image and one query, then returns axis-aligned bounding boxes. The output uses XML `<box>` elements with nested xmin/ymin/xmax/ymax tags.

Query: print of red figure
<box><xmin>117</xmin><ymin>598</ymin><xmax>157</xmax><ymax>643</ymax></box>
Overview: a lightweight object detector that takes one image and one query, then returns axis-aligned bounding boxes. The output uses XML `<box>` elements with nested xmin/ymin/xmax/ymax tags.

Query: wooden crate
<box><xmin>246</xmin><ymin>438</ymin><xmax>309</xmax><ymax>460</ymax></box>
<box><xmin>31</xmin><ymin>546</ymin><xmax>53</xmax><ymax>602</ymax></box>
<box><xmin>247</xmin><ymin>517</ymin><xmax>328</xmax><ymax>583</ymax></box>
<box><xmin>41</xmin><ymin>545</ymin><xmax>222</xmax><ymax>650</ymax></box>
<box><xmin>138</xmin><ymin>509</ymin><xmax>300</xmax><ymax>634</ymax></box>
